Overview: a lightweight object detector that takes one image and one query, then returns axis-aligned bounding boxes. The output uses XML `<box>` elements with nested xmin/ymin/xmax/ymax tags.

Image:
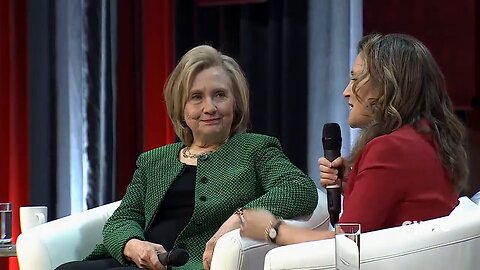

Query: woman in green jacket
<box><xmin>56</xmin><ymin>45</ymin><xmax>318</xmax><ymax>270</ymax></box>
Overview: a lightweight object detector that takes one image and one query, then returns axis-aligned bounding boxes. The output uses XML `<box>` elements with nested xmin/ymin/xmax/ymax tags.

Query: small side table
<box><xmin>0</xmin><ymin>244</ymin><xmax>16</xmax><ymax>257</ymax></box>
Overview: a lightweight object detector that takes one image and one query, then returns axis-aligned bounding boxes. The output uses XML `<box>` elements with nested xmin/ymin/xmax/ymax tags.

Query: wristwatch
<box><xmin>267</xmin><ymin>220</ymin><xmax>283</xmax><ymax>243</ymax></box>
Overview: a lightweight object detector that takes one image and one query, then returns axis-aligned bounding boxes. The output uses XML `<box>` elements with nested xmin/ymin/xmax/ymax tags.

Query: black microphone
<box><xmin>322</xmin><ymin>123</ymin><xmax>342</xmax><ymax>227</ymax></box>
<box><xmin>158</xmin><ymin>248</ymin><xmax>189</xmax><ymax>267</ymax></box>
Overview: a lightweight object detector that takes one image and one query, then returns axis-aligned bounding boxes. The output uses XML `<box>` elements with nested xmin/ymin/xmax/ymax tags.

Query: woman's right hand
<box><xmin>318</xmin><ymin>156</ymin><xmax>346</xmax><ymax>188</ymax></box>
<box><xmin>124</xmin><ymin>238</ymin><xmax>167</xmax><ymax>270</ymax></box>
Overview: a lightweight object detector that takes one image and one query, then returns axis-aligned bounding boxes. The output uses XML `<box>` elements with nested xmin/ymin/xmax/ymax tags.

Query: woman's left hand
<box><xmin>202</xmin><ymin>213</ymin><xmax>243</xmax><ymax>270</ymax></box>
<box><xmin>239</xmin><ymin>209</ymin><xmax>277</xmax><ymax>241</ymax></box>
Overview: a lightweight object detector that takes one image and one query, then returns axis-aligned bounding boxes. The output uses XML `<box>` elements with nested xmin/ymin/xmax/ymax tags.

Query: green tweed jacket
<box><xmin>86</xmin><ymin>132</ymin><xmax>318</xmax><ymax>269</ymax></box>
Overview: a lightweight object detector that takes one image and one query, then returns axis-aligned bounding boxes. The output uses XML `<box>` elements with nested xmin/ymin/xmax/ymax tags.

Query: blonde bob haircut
<box><xmin>164</xmin><ymin>45</ymin><xmax>250</xmax><ymax>146</ymax></box>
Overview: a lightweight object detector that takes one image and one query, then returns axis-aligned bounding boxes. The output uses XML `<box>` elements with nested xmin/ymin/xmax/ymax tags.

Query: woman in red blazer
<box><xmin>239</xmin><ymin>33</ymin><xmax>469</xmax><ymax>244</ymax></box>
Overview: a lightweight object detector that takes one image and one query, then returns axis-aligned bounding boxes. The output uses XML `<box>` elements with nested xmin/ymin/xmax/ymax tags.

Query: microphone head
<box><xmin>322</xmin><ymin>123</ymin><xmax>342</xmax><ymax>150</ymax></box>
<box><xmin>168</xmin><ymin>248</ymin><xmax>190</xmax><ymax>267</ymax></box>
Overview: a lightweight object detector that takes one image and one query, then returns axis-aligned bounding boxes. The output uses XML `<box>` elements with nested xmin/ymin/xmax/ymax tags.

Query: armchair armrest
<box><xmin>211</xmin><ymin>188</ymin><xmax>329</xmax><ymax>270</ymax></box>
<box><xmin>16</xmin><ymin>201</ymin><xmax>120</xmax><ymax>270</ymax></box>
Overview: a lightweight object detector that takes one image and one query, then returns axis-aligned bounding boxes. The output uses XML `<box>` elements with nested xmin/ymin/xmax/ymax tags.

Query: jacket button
<box><xmin>200</xmin><ymin>176</ymin><xmax>208</xmax><ymax>183</ymax></box>
<box><xmin>199</xmin><ymin>195</ymin><xmax>207</xmax><ymax>201</ymax></box>
<box><xmin>200</xmin><ymin>154</ymin><xmax>209</xmax><ymax>161</ymax></box>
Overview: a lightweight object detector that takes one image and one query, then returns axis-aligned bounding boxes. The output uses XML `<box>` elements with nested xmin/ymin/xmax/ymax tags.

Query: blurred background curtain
<box><xmin>25</xmin><ymin>0</ymin><xmax>175</xmax><ymax>222</ymax></box>
<box><xmin>28</xmin><ymin>0</ymin><xmax>56</xmax><ymax>220</ymax></box>
<box><xmin>176</xmin><ymin>0</ymin><xmax>363</xmax><ymax>179</ymax></box>
<box><xmin>176</xmin><ymin>0</ymin><xmax>310</xmax><ymax>171</ymax></box>
<box><xmin>55</xmin><ymin>0</ymin><xmax>87</xmax><ymax>216</ymax></box>
<box><xmin>55</xmin><ymin>0</ymin><xmax>116</xmax><ymax>217</ymax></box>
<box><xmin>0</xmin><ymin>1</ymin><xmax>29</xmax><ymax>269</ymax></box>
<box><xmin>84</xmin><ymin>0</ymin><xmax>116</xmax><ymax>210</ymax></box>
<box><xmin>306</xmin><ymin>0</ymin><xmax>362</xmax><ymax>183</ymax></box>
<box><xmin>53</xmin><ymin>0</ymin><xmax>176</xmax><ymax>216</ymax></box>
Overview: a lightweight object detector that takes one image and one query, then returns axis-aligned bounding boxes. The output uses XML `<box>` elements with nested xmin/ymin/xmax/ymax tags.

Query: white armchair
<box><xmin>16</xmin><ymin>188</ymin><xmax>328</xmax><ymax>270</ymax></box>
<box><xmin>263</xmin><ymin>196</ymin><xmax>480</xmax><ymax>270</ymax></box>
<box><xmin>16</xmin><ymin>201</ymin><xmax>121</xmax><ymax>270</ymax></box>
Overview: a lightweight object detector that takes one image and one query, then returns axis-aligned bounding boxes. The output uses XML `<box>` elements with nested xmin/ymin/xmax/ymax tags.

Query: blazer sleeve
<box><xmin>244</xmin><ymin>137</ymin><xmax>318</xmax><ymax>218</ymax></box>
<box><xmin>102</xmin><ymin>154</ymin><xmax>148</xmax><ymax>265</ymax></box>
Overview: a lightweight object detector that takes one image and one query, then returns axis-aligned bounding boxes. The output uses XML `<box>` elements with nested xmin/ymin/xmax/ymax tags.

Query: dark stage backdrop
<box><xmin>363</xmin><ymin>0</ymin><xmax>476</xmax><ymax>110</ymax></box>
<box><xmin>176</xmin><ymin>0</ymin><xmax>309</xmax><ymax>171</ymax></box>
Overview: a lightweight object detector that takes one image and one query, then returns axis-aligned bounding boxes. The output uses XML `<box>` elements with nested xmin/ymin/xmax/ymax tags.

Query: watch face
<box><xmin>269</xmin><ymin>228</ymin><xmax>277</xmax><ymax>239</ymax></box>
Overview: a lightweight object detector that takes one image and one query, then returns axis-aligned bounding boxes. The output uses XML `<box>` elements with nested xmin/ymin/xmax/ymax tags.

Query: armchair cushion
<box><xmin>264</xmin><ymin>196</ymin><xmax>480</xmax><ymax>270</ymax></box>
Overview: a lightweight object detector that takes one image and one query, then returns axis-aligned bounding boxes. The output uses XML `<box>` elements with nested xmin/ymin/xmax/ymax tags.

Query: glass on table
<box><xmin>0</xmin><ymin>203</ymin><xmax>12</xmax><ymax>245</ymax></box>
<box><xmin>335</xmin><ymin>223</ymin><xmax>360</xmax><ymax>270</ymax></box>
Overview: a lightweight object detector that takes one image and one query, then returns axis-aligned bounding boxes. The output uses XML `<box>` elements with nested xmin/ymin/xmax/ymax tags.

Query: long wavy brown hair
<box><xmin>349</xmin><ymin>33</ymin><xmax>469</xmax><ymax>192</ymax></box>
